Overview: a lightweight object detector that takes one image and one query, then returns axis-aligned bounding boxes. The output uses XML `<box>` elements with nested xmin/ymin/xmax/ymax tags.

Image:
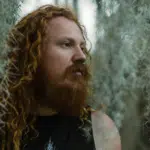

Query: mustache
<box><xmin>64</xmin><ymin>63</ymin><xmax>91</xmax><ymax>80</ymax></box>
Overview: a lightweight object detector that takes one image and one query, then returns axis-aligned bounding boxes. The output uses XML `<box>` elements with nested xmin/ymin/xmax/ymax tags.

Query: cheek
<box><xmin>44</xmin><ymin>52</ymin><xmax>69</xmax><ymax>80</ymax></box>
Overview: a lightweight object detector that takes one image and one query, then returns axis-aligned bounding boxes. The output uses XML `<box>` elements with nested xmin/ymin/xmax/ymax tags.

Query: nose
<box><xmin>72</xmin><ymin>46</ymin><xmax>86</xmax><ymax>64</ymax></box>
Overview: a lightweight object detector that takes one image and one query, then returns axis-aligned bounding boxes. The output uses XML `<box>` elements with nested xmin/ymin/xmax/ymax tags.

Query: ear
<box><xmin>91</xmin><ymin>110</ymin><xmax>122</xmax><ymax>150</ymax></box>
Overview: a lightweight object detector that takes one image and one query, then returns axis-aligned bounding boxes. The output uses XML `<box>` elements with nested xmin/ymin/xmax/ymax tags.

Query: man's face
<box><xmin>41</xmin><ymin>16</ymin><xmax>87</xmax><ymax>85</ymax></box>
<box><xmin>37</xmin><ymin>16</ymin><xmax>90</xmax><ymax>116</ymax></box>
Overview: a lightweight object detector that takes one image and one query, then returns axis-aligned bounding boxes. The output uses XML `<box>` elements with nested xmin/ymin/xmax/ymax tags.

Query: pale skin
<box><xmin>91</xmin><ymin>111</ymin><xmax>122</xmax><ymax>150</ymax></box>
<box><xmin>40</xmin><ymin>16</ymin><xmax>121</xmax><ymax>150</ymax></box>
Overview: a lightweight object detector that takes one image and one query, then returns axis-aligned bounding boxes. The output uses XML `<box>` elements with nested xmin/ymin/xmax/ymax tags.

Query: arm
<box><xmin>91</xmin><ymin>110</ymin><xmax>121</xmax><ymax>150</ymax></box>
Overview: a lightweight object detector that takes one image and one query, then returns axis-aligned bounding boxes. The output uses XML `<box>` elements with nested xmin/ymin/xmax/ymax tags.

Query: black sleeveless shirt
<box><xmin>21</xmin><ymin>113</ymin><xmax>96</xmax><ymax>150</ymax></box>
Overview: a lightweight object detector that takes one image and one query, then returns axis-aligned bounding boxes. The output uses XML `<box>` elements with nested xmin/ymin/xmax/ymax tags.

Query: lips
<box><xmin>65</xmin><ymin>64</ymin><xmax>89</xmax><ymax>80</ymax></box>
<box><xmin>73</xmin><ymin>68</ymin><xmax>84</xmax><ymax>76</ymax></box>
<box><xmin>75</xmin><ymin>71</ymin><xmax>82</xmax><ymax>76</ymax></box>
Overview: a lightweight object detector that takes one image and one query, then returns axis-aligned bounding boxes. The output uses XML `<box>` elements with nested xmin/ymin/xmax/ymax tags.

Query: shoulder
<box><xmin>91</xmin><ymin>110</ymin><xmax>122</xmax><ymax>150</ymax></box>
<box><xmin>91</xmin><ymin>110</ymin><xmax>117</xmax><ymax>130</ymax></box>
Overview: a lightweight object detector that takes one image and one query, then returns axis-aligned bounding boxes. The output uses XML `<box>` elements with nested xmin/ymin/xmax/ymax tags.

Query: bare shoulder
<box><xmin>91</xmin><ymin>110</ymin><xmax>122</xmax><ymax>150</ymax></box>
<box><xmin>91</xmin><ymin>110</ymin><xmax>118</xmax><ymax>131</ymax></box>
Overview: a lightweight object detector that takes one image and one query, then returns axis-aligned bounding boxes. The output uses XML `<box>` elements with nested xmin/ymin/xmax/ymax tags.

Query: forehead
<box><xmin>45</xmin><ymin>16</ymin><xmax>84</xmax><ymax>42</ymax></box>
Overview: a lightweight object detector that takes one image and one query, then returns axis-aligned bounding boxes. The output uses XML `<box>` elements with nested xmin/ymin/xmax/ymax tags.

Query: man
<box><xmin>1</xmin><ymin>5</ymin><xmax>121</xmax><ymax>150</ymax></box>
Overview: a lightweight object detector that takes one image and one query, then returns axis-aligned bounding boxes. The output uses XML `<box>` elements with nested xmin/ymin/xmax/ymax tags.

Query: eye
<box><xmin>80</xmin><ymin>42</ymin><xmax>86</xmax><ymax>50</ymax></box>
<box><xmin>81</xmin><ymin>46</ymin><xmax>85</xmax><ymax>50</ymax></box>
<box><xmin>63</xmin><ymin>42</ymin><xmax>71</xmax><ymax>47</ymax></box>
<box><xmin>81</xmin><ymin>46</ymin><xmax>86</xmax><ymax>52</ymax></box>
<box><xmin>60</xmin><ymin>41</ymin><xmax>73</xmax><ymax>48</ymax></box>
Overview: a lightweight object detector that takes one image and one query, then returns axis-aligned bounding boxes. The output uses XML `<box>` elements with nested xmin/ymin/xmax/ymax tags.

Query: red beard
<box><xmin>34</xmin><ymin>63</ymin><xmax>91</xmax><ymax>116</ymax></box>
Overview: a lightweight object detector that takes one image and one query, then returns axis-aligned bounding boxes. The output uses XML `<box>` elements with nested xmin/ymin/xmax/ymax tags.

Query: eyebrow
<box><xmin>58</xmin><ymin>36</ymin><xmax>86</xmax><ymax>45</ymax></box>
